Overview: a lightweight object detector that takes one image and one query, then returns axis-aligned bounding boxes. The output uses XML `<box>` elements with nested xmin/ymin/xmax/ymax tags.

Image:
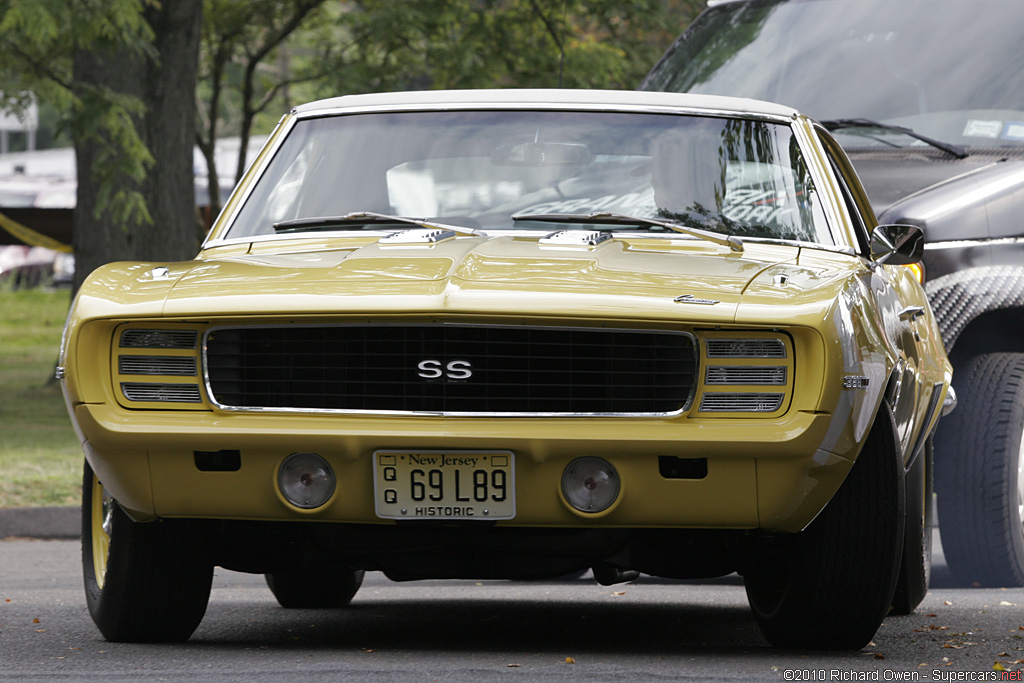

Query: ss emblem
<box><xmin>417</xmin><ymin>359</ymin><xmax>473</xmax><ymax>380</ymax></box>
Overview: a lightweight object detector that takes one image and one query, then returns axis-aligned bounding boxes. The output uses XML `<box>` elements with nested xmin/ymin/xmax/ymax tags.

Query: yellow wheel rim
<box><xmin>90</xmin><ymin>475</ymin><xmax>112</xmax><ymax>590</ymax></box>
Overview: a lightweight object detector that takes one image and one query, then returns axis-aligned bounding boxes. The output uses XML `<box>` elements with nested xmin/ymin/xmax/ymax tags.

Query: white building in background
<box><xmin>0</xmin><ymin>134</ymin><xmax>266</xmax><ymax>287</ymax></box>
<box><xmin>0</xmin><ymin>135</ymin><xmax>268</xmax><ymax>210</ymax></box>
<box><xmin>0</xmin><ymin>96</ymin><xmax>38</xmax><ymax>154</ymax></box>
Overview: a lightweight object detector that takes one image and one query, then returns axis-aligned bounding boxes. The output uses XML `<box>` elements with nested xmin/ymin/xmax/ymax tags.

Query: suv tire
<box><xmin>936</xmin><ymin>353</ymin><xmax>1024</xmax><ymax>587</ymax></box>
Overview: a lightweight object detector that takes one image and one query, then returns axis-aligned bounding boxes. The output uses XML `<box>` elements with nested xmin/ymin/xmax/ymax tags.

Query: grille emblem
<box><xmin>417</xmin><ymin>359</ymin><xmax>473</xmax><ymax>380</ymax></box>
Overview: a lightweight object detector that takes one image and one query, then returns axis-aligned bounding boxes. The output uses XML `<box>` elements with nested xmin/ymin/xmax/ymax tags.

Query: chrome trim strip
<box><xmin>699</xmin><ymin>392</ymin><xmax>784</xmax><ymax>412</ymax></box>
<box><xmin>705</xmin><ymin>338</ymin><xmax>787</xmax><ymax>359</ymax></box>
<box><xmin>121</xmin><ymin>382</ymin><xmax>203</xmax><ymax>403</ymax></box>
<box><xmin>906</xmin><ymin>382</ymin><xmax>946</xmax><ymax>472</ymax></box>
<box><xmin>924</xmin><ymin>237</ymin><xmax>1024</xmax><ymax>251</ymax></box>
<box><xmin>705</xmin><ymin>366</ymin><xmax>787</xmax><ymax>385</ymax></box>
<box><xmin>207</xmin><ymin>227</ymin><xmax>836</xmax><ymax>250</ymax></box>
<box><xmin>119</xmin><ymin>329</ymin><xmax>198</xmax><ymax>350</ymax></box>
<box><xmin>739</xmin><ymin>236</ymin><xmax>856</xmax><ymax>257</ymax></box>
<box><xmin>793</xmin><ymin>118</ymin><xmax>854</xmax><ymax>251</ymax></box>
<box><xmin>291</xmin><ymin>100</ymin><xmax>795</xmax><ymax>125</ymax></box>
<box><xmin>201</xmin><ymin>322</ymin><xmax>698</xmax><ymax>418</ymax></box>
<box><xmin>118</xmin><ymin>356</ymin><xmax>197</xmax><ymax>376</ymax></box>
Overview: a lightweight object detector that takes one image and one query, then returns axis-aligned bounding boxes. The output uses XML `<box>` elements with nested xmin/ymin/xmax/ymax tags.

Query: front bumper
<box><xmin>76</xmin><ymin>403</ymin><xmax>852</xmax><ymax>534</ymax></box>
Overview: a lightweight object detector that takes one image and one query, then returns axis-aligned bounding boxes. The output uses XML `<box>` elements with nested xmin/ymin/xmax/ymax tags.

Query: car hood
<box><xmin>80</xmin><ymin>235</ymin><xmax>854</xmax><ymax>325</ymax></box>
<box><xmin>848</xmin><ymin>150</ymin><xmax>1024</xmax><ymax>241</ymax></box>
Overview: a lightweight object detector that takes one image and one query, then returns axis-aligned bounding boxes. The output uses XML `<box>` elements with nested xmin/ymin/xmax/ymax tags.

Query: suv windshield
<box><xmin>642</xmin><ymin>0</ymin><xmax>1024</xmax><ymax>151</ymax></box>
<box><xmin>224</xmin><ymin>109</ymin><xmax>831</xmax><ymax>245</ymax></box>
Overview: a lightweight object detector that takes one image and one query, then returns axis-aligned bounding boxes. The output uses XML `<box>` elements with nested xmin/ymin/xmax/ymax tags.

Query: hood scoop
<box><xmin>378</xmin><ymin>228</ymin><xmax>458</xmax><ymax>246</ymax></box>
<box><xmin>539</xmin><ymin>230</ymin><xmax>614</xmax><ymax>248</ymax></box>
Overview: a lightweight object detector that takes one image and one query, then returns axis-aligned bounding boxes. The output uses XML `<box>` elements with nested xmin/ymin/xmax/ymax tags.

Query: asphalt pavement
<box><xmin>0</xmin><ymin>506</ymin><xmax>78</xmax><ymax>539</ymax></box>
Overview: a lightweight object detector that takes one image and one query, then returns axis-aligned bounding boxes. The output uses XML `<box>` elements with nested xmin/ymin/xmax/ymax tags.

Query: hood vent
<box><xmin>539</xmin><ymin>230</ymin><xmax>613</xmax><ymax>247</ymax></box>
<box><xmin>378</xmin><ymin>228</ymin><xmax>458</xmax><ymax>245</ymax></box>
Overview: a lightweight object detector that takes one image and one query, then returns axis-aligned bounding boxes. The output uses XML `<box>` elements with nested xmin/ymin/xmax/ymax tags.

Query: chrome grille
<box><xmin>705</xmin><ymin>338</ymin><xmax>786</xmax><ymax>359</ymax></box>
<box><xmin>204</xmin><ymin>324</ymin><xmax>697</xmax><ymax>415</ymax></box>
<box><xmin>119</xmin><ymin>356</ymin><xmax>197</xmax><ymax>376</ymax></box>
<box><xmin>704</xmin><ymin>366</ymin><xmax>786</xmax><ymax>385</ymax></box>
<box><xmin>699</xmin><ymin>393</ymin><xmax>784</xmax><ymax>412</ymax></box>
<box><xmin>121</xmin><ymin>382</ymin><xmax>203</xmax><ymax>403</ymax></box>
<box><xmin>120</xmin><ymin>329</ymin><xmax>197</xmax><ymax>349</ymax></box>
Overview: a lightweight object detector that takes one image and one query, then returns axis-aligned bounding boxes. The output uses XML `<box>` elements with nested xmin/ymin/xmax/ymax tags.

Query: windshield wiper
<box><xmin>273</xmin><ymin>211</ymin><xmax>482</xmax><ymax>236</ymax></box>
<box><xmin>821</xmin><ymin>118</ymin><xmax>968</xmax><ymax>159</ymax></box>
<box><xmin>512</xmin><ymin>211</ymin><xmax>744</xmax><ymax>252</ymax></box>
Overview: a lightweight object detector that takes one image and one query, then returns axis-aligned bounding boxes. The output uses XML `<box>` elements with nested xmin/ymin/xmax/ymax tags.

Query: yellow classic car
<box><xmin>59</xmin><ymin>89</ymin><xmax>952</xmax><ymax>649</ymax></box>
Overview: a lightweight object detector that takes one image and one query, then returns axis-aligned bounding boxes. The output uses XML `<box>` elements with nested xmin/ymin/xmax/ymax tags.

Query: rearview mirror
<box><xmin>870</xmin><ymin>224</ymin><xmax>923</xmax><ymax>265</ymax></box>
<box><xmin>490</xmin><ymin>141</ymin><xmax>592</xmax><ymax>167</ymax></box>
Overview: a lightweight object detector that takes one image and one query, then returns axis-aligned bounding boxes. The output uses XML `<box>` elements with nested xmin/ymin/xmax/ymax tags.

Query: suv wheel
<box><xmin>936</xmin><ymin>353</ymin><xmax>1024</xmax><ymax>586</ymax></box>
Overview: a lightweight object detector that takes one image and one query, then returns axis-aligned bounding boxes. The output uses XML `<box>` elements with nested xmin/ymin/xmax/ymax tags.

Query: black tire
<box><xmin>935</xmin><ymin>353</ymin><xmax>1024</xmax><ymax>587</ymax></box>
<box><xmin>82</xmin><ymin>461</ymin><xmax>214</xmax><ymax>642</ymax></box>
<box><xmin>265</xmin><ymin>568</ymin><xmax>364</xmax><ymax>608</ymax></box>
<box><xmin>891</xmin><ymin>438</ymin><xmax>934</xmax><ymax>614</ymax></box>
<box><xmin>744</xmin><ymin>404</ymin><xmax>905</xmax><ymax>650</ymax></box>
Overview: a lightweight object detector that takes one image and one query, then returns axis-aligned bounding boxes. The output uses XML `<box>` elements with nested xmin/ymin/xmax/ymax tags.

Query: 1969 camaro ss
<box><xmin>59</xmin><ymin>89</ymin><xmax>952</xmax><ymax>649</ymax></box>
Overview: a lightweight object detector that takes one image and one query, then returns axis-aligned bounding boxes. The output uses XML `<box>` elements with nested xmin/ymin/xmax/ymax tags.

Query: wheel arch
<box><xmin>944</xmin><ymin>307</ymin><xmax>1024</xmax><ymax>367</ymax></box>
<box><xmin>924</xmin><ymin>265</ymin><xmax>1024</xmax><ymax>356</ymax></box>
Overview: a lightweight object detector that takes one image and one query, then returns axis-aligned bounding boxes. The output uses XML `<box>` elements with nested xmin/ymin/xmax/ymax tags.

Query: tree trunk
<box><xmin>72</xmin><ymin>1</ymin><xmax>203</xmax><ymax>294</ymax></box>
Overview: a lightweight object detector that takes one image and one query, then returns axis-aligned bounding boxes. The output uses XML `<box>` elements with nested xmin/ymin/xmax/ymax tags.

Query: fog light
<box><xmin>561</xmin><ymin>457</ymin><xmax>620</xmax><ymax>513</ymax></box>
<box><xmin>278</xmin><ymin>452</ymin><xmax>336</xmax><ymax>509</ymax></box>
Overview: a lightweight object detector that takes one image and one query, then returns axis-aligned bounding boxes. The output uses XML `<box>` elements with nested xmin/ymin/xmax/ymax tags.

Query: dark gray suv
<box><xmin>642</xmin><ymin>0</ymin><xmax>1024</xmax><ymax>589</ymax></box>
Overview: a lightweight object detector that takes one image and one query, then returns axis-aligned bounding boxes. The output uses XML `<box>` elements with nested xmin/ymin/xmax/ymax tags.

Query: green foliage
<box><xmin>200</xmin><ymin>0</ymin><xmax>706</xmax><ymax>141</ymax></box>
<box><xmin>319</xmin><ymin>0</ymin><xmax>702</xmax><ymax>95</ymax></box>
<box><xmin>0</xmin><ymin>0</ymin><xmax>156</xmax><ymax>225</ymax></box>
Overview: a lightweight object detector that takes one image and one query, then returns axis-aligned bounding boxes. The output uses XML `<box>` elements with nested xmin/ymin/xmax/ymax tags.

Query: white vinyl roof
<box><xmin>292</xmin><ymin>88</ymin><xmax>802</xmax><ymax>122</ymax></box>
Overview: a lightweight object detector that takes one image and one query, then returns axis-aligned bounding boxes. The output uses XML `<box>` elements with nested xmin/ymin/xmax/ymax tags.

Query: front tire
<box><xmin>891</xmin><ymin>438</ymin><xmax>934</xmax><ymax>614</ymax></box>
<box><xmin>82</xmin><ymin>461</ymin><xmax>214</xmax><ymax>642</ymax></box>
<box><xmin>935</xmin><ymin>353</ymin><xmax>1024</xmax><ymax>586</ymax></box>
<box><xmin>744</xmin><ymin>404</ymin><xmax>905</xmax><ymax>649</ymax></box>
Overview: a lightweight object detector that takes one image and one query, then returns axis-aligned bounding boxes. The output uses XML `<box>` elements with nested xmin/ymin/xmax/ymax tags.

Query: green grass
<box><xmin>0</xmin><ymin>287</ymin><xmax>82</xmax><ymax>508</ymax></box>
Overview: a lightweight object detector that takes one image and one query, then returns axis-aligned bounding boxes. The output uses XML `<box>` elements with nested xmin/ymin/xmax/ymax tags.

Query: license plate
<box><xmin>373</xmin><ymin>450</ymin><xmax>515</xmax><ymax>520</ymax></box>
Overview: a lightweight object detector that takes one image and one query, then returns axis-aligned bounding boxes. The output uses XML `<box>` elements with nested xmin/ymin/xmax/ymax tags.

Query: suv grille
<box><xmin>204</xmin><ymin>324</ymin><xmax>697</xmax><ymax>415</ymax></box>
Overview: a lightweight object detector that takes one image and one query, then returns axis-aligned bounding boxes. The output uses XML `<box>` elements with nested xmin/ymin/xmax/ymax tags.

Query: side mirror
<box><xmin>870</xmin><ymin>224</ymin><xmax>924</xmax><ymax>265</ymax></box>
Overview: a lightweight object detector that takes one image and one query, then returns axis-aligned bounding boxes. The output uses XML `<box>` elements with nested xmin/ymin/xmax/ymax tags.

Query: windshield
<box><xmin>642</xmin><ymin>0</ymin><xmax>1024</xmax><ymax>150</ymax></box>
<box><xmin>223</xmin><ymin>109</ymin><xmax>831</xmax><ymax>244</ymax></box>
